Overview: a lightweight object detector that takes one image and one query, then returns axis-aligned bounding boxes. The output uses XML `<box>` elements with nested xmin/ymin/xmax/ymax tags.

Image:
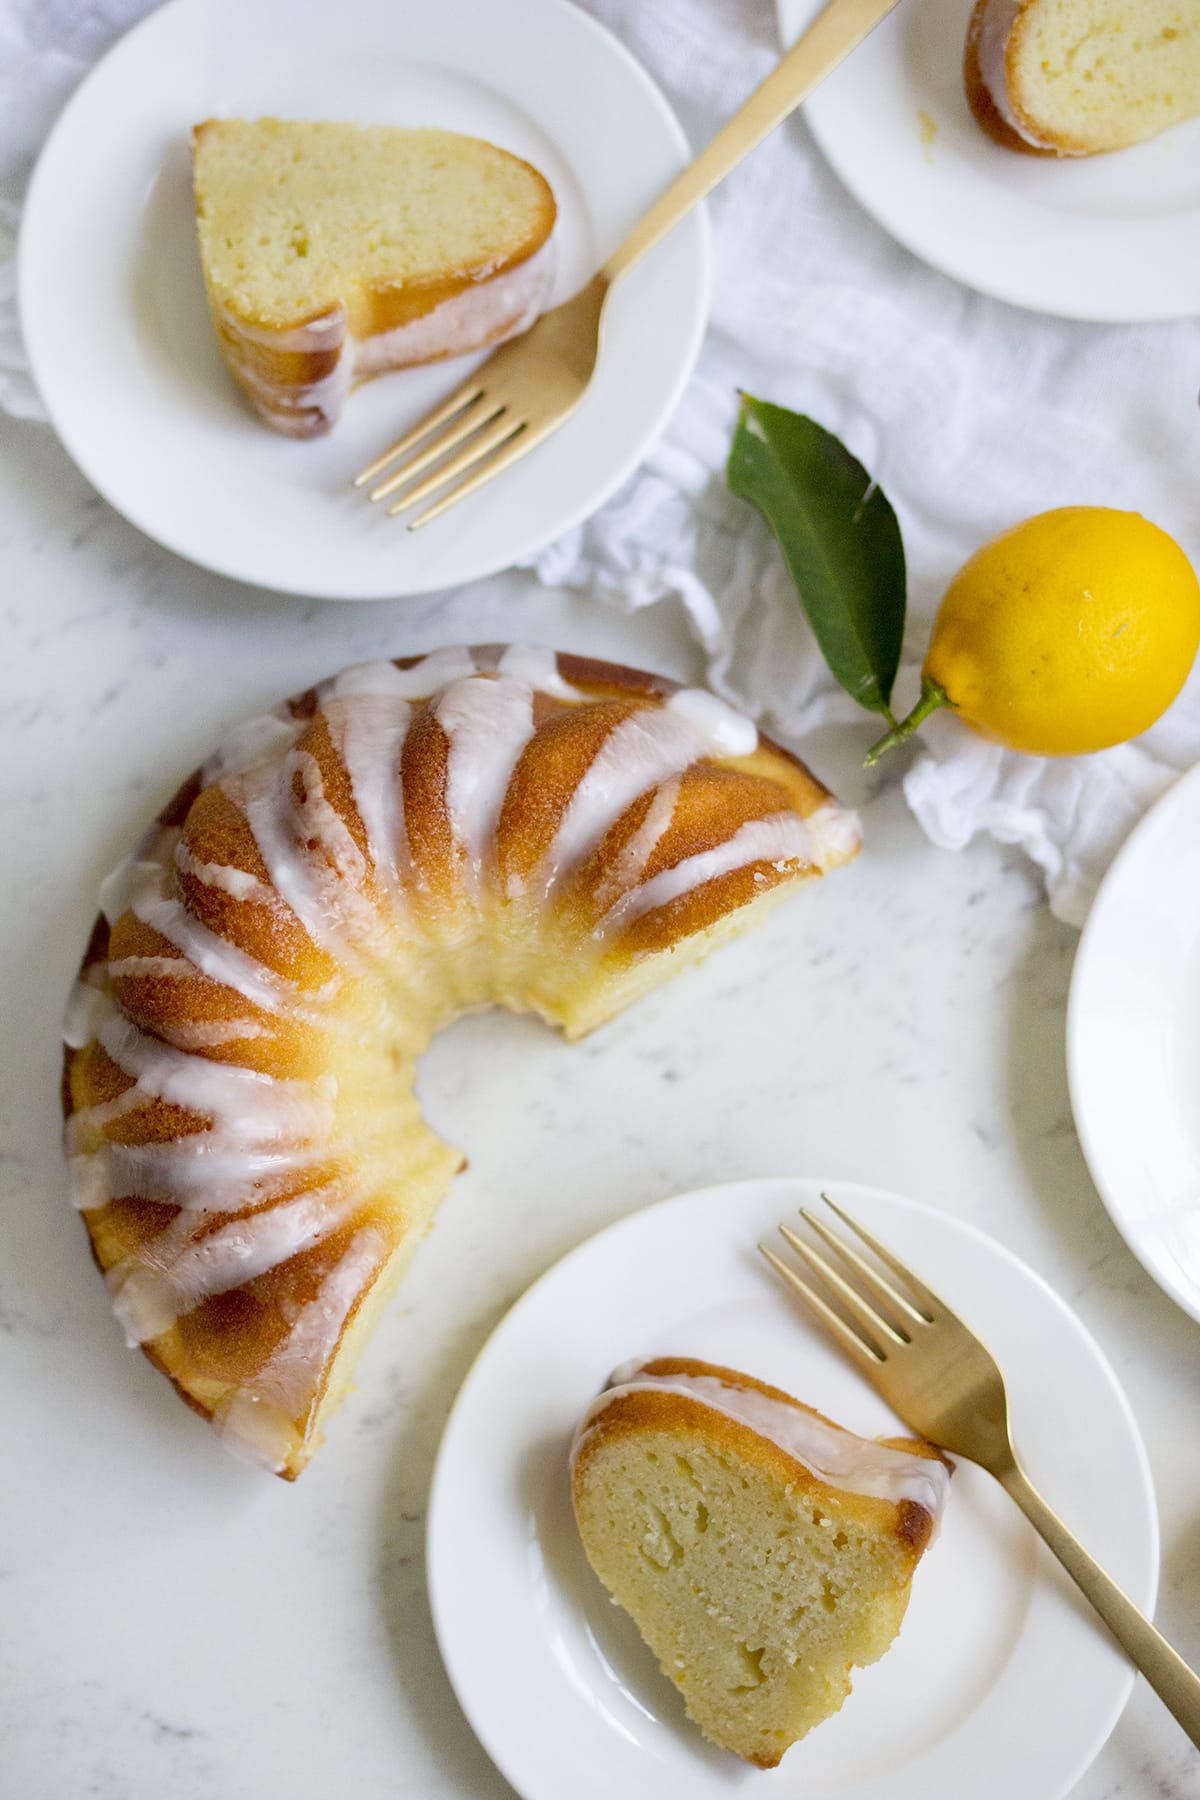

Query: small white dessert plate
<box><xmin>777</xmin><ymin>0</ymin><xmax>1200</xmax><ymax>321</ymax></box>
<box><xmin>18</xmin><ymin>0</ymin><xmax>708</xmax><ymax>601</ymax></box>
<box><xmin>1069</xmin><ymin>763</ymin><xmax>1200</xmax><ymax>1325</ymax></box>
<box><xmin>428</xmin><ymin>1177</ymin><xmax>1157</xmax><ymax>1800</ymax></box>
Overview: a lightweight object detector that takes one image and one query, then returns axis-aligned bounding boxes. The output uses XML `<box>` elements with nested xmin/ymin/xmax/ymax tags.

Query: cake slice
<box><xmin>965</xmin><ymin>0</ymin><xmax>1200</xmax><ymax>155</ymax></box>
<box><xmin>570</xmin><ymin>1358</ymin><xmax>950</xmax><ymax>1767</ymax></box>
<box><xmin>191</xmin><ymin>118</ymin><xmax>556</xmax><ymax>435</ymax></box>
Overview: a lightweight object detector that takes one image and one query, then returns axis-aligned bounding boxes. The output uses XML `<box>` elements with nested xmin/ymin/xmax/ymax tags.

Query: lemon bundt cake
<box><xmin>965</xmin><ymin>0</ymin><xmax>1200</xmax><ymax>155</ymax></box>
<box><xmin>191</xmin><ymin>119</ymin><xmax>557</xmax><ymax>435</ymax></box>
<box><xmin>62</xmin><ymin>648</ymin><xmax>860</xmax><ymax>1478</ymax></box>
<box><xmin>571</xmin><ymin>1357</ymin><xmax>950</xmax><ymax>1766</ymax></box>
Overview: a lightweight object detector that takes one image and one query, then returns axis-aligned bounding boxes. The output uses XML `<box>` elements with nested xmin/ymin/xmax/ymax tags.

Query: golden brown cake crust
<box><xmin>963</xmin><ymin>0</ymin><xmax>1058</xmax><ymax>155</ymax></box>
<box><xmin>573</xmin><ymin>1355</ymin><xmax>948</xmax><ymax>1555</ymax></box>
<box><xmin>64</xmin><ymin>651</ymin><xmax>858</xmax><ymax>1477</ymax></box>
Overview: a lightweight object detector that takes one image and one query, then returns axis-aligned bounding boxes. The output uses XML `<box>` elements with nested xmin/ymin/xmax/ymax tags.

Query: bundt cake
<box><xmin>191</xmin><ymin>118</ymin><xmax>557</xmax><ymax>436</ymax></box>
<box><xmin>62</xmin><ymin>648</ymin><xmax>860</xmax><ymax>1478</ymax></box>
<box><xmin>571</xmin><ymin>1357</ymin><xmax>950</xmax><ymax>1767</ymax></box>
<box><xmin>965</xmin><ymin>0</ymin><xmax>1200</xmax><ymax>155</ymax></box>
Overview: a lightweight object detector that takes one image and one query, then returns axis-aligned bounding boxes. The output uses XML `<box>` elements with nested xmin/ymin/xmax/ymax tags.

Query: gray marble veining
<box><xmin>1</xmin><ymin>417</ymin><xmax>1196</xmax><ymax>1799</ymax></box>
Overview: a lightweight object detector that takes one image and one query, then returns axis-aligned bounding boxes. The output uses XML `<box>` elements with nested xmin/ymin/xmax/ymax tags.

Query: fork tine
<box><xmin>819</xmin><ymin>1193</ymin><xmax>939</xmax><ymax>1323</ymax></box>
<box><xmin>367</xmin><ymin>397</ymin><xmax>504</xmax><ymax>503</ymax></box>
<box><xmin>799</xmin><ymin>1206</ymin><xmax>929</xmax><ymax>1329</ymax></box>
<box><xmin>352</xmin><ymin>377</ymin><xmax>485</xmax><ymax>488</ymax></box>
<box><xmin>406</xmin><ymin>421</ymin><xmax>550</xmax><ymax>528</ymax></box>
<box><xmin>758</xmin><ymin>1244</ymin><xmax>885</xmax><ymax>1369</ymax></box>
<box><xmin>777</xmin><ymin>1222</ymin><xmax>910</xmax><ymax>1347</ymax></box>
<box><xmin>387</xmin><ymin>415</ymin><xmax>525</xmax><ymax>517</ymax></box>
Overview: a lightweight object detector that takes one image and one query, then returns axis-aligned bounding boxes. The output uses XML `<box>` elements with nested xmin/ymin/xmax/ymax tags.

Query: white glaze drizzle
<box><xmin>212</xmin><ymin>1225</ymin><xmax>387</xmax><ymax>1471</ymax></box>
<box><xmin>99</xmin><ymin>851</ymin><xmax>166</xmax><ymax>927</ymax></box>
<box><xmin>220</xmin><ymin>239</ymin><xmax>555</xmax><ymax>437</ymax></box>
<box><xmin>252</xmin><ymin>1225</ymin><xmax>385</xmax><ymax>1410</ymax></box>
<box><xmin>130</xmin><ymin>877</ymin><xmax>290</xmax><ymax>1015</ymax></box>
<box><xmin>540</xmin><ymin>692</ymin><xmax>760</xmax><ymax>894</ymax></box>
<box><xmin>67</xmin><ymin>1148</ymin><xmax>126</xmax><ymax>1214</ymax></box>
<box><xmin>106</xmin><ymin>1181</ymin><xmax>356</xmax><ymax>1345</ymax></box>
<box><xmin>164</xmin><ymin>1018</ymin><xmax>269</xmax><ymax>1051</ymax></box>
<box><xmin>64</xmin><ymin>1085</ymin><xmax>151</xmax><ymax>1153</ymax></box>
<box><xmin>805</xmin><ymin>799</ymin><xmax>863</xmax><ymax>869</ymax></box>
<box><xmin>321</xmin><ymin>694</ymin><xmax>413</xmax><ymax>895</ymax></box>
<box><xmin>68</xmin><ymin>1138</ymin><xmax>321</xmax><ymax>1212</ymax></box>
<box><xmin>212</xmin><ymin>301</ymin><xmax>354</xmax><ymax>439</ymax></box>
<box><xmin>106</xmin><ymin>955</ymin><xmax>197</xmax><ymax>980</ymax></box>
<box><xmin>63</xmin><ymin>978</ymin><xmax>108</xmax><ymax>1051</ymax></box>
<box><xmin>598</xmin><ymin>813</ymin><xmax>814</xmax><ymax>935</ymax></box>
<box><xmin>496</xmin><ymin>644</ymin><xmax>581</xmax><ymax>700</ymax></box>
<box><xmin>323</xmin><ymin>648</ymin><xmax>479</xmax><ymax>701</ymax></box>
<box><xmin>590</xmin><ymin>774</ymin><xmax>682</xmax><ymax>915</ymax></box>
<box><xmin>572</xmin><ymin>1363</ymin><xmax>950</xmax><ymax>1522</ymax></box>
<box><xmin>95</xmin><ymin>997</ymin><xmax>336</xmax><ymax>1146</ymax></box>
<box><xmin>201</xmin><ymin>712</ymin><xmax>302</xmax><ymax>786</ymax></box>
<box><xmin>106</xmin><ymin>948</ymin><xmax>277</xmax><ymax>1046</ymax></box>
<box><xmin>209</xmin><ymin>1393</ymin><xmax>297</xmax><ymax>1475</ymax></box>
<box><xmin>231</xmin><ymin>750</ymin><xmax>374</xmax><ymax>963</ymax></box>
<box><xmin>665</xmin><ymin>688</ymin><xmax>758</xmax><ymax>757</ymax></box>
<box><xmin>105</xmin><ymin>822</ymin><xmax>292</xmax><ymax>1015</ymax></box>
<box><xmin>437</xmin><ymin>674</ymin><xmax>537</xmax><ymax>881</ymax></box>
<box><xmin>354</xmin><ymin>239</ymin><xmax>553</xmax><ymax>376</ymax></box>
<box><xmin>174</xmin><ymin>841</ymin><xmax>273</xmax><ymax>903</ymax></box>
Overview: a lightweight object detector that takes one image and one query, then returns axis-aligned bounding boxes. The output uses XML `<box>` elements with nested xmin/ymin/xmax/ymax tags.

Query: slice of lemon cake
<box><xmin>965</xmin><ymin>0</ymin><xmax>1200</xmax><ymax>155</ymax></box>
<box><xmin>571</xmin><ymin>1358</ymin><xmax>950</xmax><ymax>1767</ymax></box>
<box><xmin>191</xmin><ymin>118</ymin><xmax>556</xmax><ymax>435</ymax></box>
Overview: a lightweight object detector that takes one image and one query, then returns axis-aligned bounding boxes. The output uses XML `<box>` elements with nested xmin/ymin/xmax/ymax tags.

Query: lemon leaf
<box><xmin>727</xmin><ymin>396</ymin><xmax>906</xmax><ymax>718</ymax></box>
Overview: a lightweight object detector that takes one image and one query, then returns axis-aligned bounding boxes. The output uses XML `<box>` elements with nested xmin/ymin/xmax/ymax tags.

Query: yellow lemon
<box><xmin>873</xmin><ymin>508</ymin><xmax>1200</xmax><ymax>762</ymax></box>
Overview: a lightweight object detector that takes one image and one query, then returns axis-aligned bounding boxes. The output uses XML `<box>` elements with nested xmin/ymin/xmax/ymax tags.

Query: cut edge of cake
<box><xmin>570</xmin><ymin>1357</ymin><xmax>951</xmax><ymax>1767</ymax></box>
<box><xmin>965</xmin><ymin>0</ymin><xmax>1200</xmax><ymax>157</ymax></box>
<box><xmin>190</xmin><ymin>118</ymin><xmax>557</xmax><ymax>435</ymax></box>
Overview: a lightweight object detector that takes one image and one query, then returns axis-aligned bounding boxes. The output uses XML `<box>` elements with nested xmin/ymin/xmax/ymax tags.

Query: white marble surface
<box><xmin>3</xmin><ymin>411</ymin><xmax>1199</xmax><ymax>1800</ymax></box>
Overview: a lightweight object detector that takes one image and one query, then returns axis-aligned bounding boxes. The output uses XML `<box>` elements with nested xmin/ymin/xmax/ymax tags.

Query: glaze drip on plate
<box><xmin>62</xmin><ymin>646</ymin><xmax>861</xmax><ymax>1476</ymax></box>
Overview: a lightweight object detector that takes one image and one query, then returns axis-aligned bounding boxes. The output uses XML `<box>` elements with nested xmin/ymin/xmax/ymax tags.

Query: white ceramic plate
<box><xmin>778</xmin><ymin>0</ymin><xmax>1200</xmax><ymax>321</ymax></box>
<box><xmin>19</xmin><ymin>0</ymin><xmax>708</xmax><ymax>601</ymax></box>
<box><xmin>428</xmin><ymin>1177</ymin><xmax>1157</xmax><ymax>1800</ymax></box>
<box><xmin>1069</xmin><ymin>764</ymin><xmax>1200</xmax><ymax>1324</ymax></box>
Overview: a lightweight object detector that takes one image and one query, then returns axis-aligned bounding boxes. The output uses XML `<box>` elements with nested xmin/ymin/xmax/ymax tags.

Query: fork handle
<box><xmin>1001</xmin><ymin>1459</ymin><xmax>1200</xmax><ymax>1749</ymax></box>
<box><xmin>600</xmin><ymin>0</ymin><xmax>904</xmax><ymax>287</ymax></box>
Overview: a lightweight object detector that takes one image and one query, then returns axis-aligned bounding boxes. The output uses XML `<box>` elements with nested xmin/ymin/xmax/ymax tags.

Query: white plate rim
<box><xmin>777</xmin><ymin>0</ymin><xmax>1200</xmax><ymax>324</ymax></box>
<box><xmin>17</xmin><ymin>0</ymin><xmax>710</xmax><ymax>601</ymax></box>
<box><xmin>1067</xmin><ymin>761</ymin><xmax>1200</xmax><ymax>1325</ymax></box>
<box><xmin>427</xmin><ymin>1175</ymin><xmax>1158</xmax><ymax>1800</ymax></box>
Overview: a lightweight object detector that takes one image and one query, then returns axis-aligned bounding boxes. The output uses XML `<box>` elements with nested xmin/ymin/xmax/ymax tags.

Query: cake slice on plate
<box><xmin>965</xmin><ymin>0</ymin><xmax>1200</xmax><ymax>155</ymax></box>
<box><xmin>191</xmin><ymin>118</ymin><xmax>556</xmax><ymax>435</ymax></box>
<box><xmin>571</xmin><ymin>1357</ymin><xmax>950</xmax><ymax>1767</ymax></box>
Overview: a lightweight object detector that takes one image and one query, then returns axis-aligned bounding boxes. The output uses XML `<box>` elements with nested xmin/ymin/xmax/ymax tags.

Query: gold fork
<box><xmin>354</xmin><ymin>0</ymin><xmax>904</xmax><ymax>526</ymax></box>
<box><xmin>760</xmin><ymin>1193</ymin><xmax>1200</xmax><ymax>1749</ymax></box>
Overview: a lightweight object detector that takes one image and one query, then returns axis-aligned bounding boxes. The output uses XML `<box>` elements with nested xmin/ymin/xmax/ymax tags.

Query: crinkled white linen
<box><xmin>2</xmin><ymin>0</ymin><xmax>1198</xmax><ymax>925</ymax></box>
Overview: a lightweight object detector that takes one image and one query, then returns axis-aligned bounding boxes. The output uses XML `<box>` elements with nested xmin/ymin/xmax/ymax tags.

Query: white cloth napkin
<box><xmin>3</xmin><ymin>0</ymin><xmax>1199</xmax><ymax>925</ymax></box>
